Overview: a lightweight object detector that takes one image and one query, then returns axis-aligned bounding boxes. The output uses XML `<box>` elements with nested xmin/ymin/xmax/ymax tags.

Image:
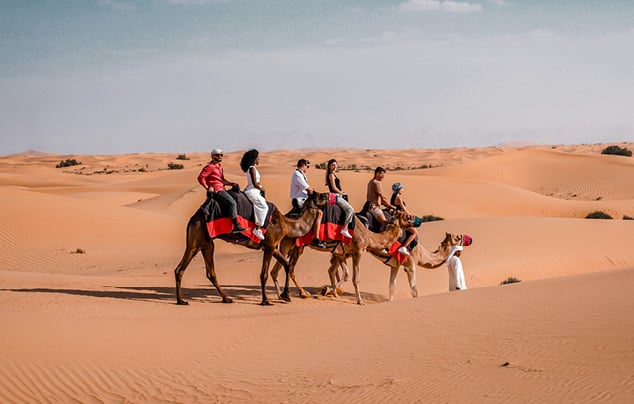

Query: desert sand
<box><xmin>1</xmin><ymin>143</ymin><xmax>633</xmax><ymax>403</ymax></box>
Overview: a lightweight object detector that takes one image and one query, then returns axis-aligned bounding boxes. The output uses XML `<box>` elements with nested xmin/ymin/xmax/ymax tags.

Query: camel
<box><xmin>173</xmin><ymin>191</ymin><xmax>330</xmax><ymax>305</ymax></box>
<box><xmin>268</xmin><ymin>210</ymin><xmax>413</xmax><ymax>305</ymax></box>
<box><xmin>361</xmin><ymin>232</ymin><xmax>468</xmax><ymax>301</ymax></box>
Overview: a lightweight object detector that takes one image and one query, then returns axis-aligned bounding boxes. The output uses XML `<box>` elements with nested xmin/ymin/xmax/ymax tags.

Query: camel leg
<box><xmin>327</xmin><ymin>255</ymin><xmax>342</xmax><ymax>298</ymax></box>
<box><xmin>259</xmin><ymin>246</ymin><xmax>276</xmax><ymax>306</ymax></box>
<box><xmin>388</xmin><ymin>265</ymin><xmax>399</xmax><ymax>302</ymax></box>
<box><xmin>351</xmin><ymin>252</ymin><xmax>364</xmax><ymax>305</ymax></box>
<box><xmin>285</xmin><ymin>245</ymin><xmax>310</xmax><ymax>299</ymax></box>
<box><xmin>199</xmin><ymin>240</ymin><xmax>232</xmax><ymax>303</ymax></box>
<box><xmin>173</xmin><ymin>244</ymin><xmax>200</xmax><ymax>305</ymax></box>
<box><xmin>270</xmin><ymin>258</ymin><xmax>285</xmax><ymax>300</ymax></box>
<box><xmin>273</xmin><ymin>249</ymin><xmax>293</xmax><ymax>302</ymax></box>
<box><xmin>404</xmin><ymin>262</ymin><xmax>419</xmax><ymax>298</ymax></box>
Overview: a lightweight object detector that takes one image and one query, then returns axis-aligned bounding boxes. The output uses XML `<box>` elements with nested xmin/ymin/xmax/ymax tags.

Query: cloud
<box><xmin>397</xmin><ymin>0</ymin><xmax>482</xmax><ymax>13</ymax></box>
<box><xmin>98</xmin><ymin>0</ymin><xmax>136</xmax><ymax>11</ymax></box>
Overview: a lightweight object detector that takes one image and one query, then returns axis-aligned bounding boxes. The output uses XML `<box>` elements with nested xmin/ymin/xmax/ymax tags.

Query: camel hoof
<box><xmin>260</xmin><ymin>300</ymin><xmax>273</xmax><ymax>306</ymax></box>
<box><xmin>320</xmin><ymin>286</ymin><xmax>329</xmax><ymax>296</ymax></box>
<box><xmin>176</xmin><ymin>300</ymin><xmax>189</xmax><ymax>306</ymax></box>
<box><xmin>222</xmin><ymin>297</ymin><xmax>233</xmax><ymax>304</ymax></box>
<box><xmin>280</xmin><ymin>293</ymin><xmax>291</xmax><ymax>302</ymax></box>
<box><xmin>299</xmin><ymin>291</ymin><xmax>312</xmax><ymax>298</ymax></box>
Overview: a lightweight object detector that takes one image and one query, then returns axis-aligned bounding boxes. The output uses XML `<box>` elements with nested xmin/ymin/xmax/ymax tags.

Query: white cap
<box><xmin>211</xmin><ymin>148</ymin><xmax>223</xmax><ymax>155</ymax></box>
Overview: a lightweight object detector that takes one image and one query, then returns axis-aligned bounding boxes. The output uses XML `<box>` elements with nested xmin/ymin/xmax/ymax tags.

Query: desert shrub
<box><xmin>623</xmin><ymin>215</ymin><xmax>634</xmax><ymax>220</ymax></box>
<box><xmin>176</xmin><ymin>154</ymin><xmax>190</xmax><ymax>160</ymax></box>
<box><xmin>500</xmin><ymin>277</ymin><xmax>521</xmax><ymax>285</ymax></box>
<box><xmin>601</xmin><ymin>145</ymin><xmax>632</xmax><ymax>157</ymax></box>
<box><xmin>71</xmin><ymin>248</ymin><xmax>86</xmax><ymax>254</ymax></box>
<box><xmin>585</xmin><ymin>211</ymin><xmax>613</xmax><ymax>219</ymax></box>
<box><xmin>420</xmin><ymin>215</ymin><xmax>444</xmax><ymax>222</ymax></box>
<box><xmin>56</xmin><ymin>158</ymin><xmax>82</xmax><ymax>168</ymax></box>
<box><xmin>167</xmin><ymin>162</ymin><xmax>184</xmax><ymax>170</ymax></box>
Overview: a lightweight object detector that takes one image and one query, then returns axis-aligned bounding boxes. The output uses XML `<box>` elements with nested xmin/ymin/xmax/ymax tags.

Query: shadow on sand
<box><xmin>3</xmin><ymin>283</ymin><xmax>388</xmax><ymax>305</ymax></box>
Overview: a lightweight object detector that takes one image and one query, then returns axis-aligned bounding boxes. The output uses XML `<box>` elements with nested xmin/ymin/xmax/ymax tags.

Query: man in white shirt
<box><xmin>446</xmin><ymin>246</ymin><xmax>467</xmax><ymax>291</ymax></box>
<box><xmin>290</xmin><ymin>159</ymin><xmax>325</xmax><ymax>248</ymax></box>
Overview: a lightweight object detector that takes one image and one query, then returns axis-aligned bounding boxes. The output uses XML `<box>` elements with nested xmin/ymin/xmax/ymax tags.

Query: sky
<box><xmin>1</xmin><ymin>0</ymin><xmax>634</xmax><ymax>154</ymax></box>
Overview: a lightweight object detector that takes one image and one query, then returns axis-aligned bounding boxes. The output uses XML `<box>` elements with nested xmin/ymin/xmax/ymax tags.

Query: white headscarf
<box><xmin>446</xmin><ymin>245</ymin><xmax>463</xmax><ymax>264</ymax></box>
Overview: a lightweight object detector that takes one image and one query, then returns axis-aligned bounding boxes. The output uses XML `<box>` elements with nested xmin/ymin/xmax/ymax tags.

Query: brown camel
<box><xmin>173</xmin><ymin>191</ymin><xmax>330</xmax><ymax>305</ymax></box>
<box><xmin>363</xmin><ymin>232</ymin><xmax>468</xmax><ymax>301</ymax></box>
<box><xmin>268</xmin><ymin>210</ymin><xmax>413</xmax><ymax>305</ymax></box>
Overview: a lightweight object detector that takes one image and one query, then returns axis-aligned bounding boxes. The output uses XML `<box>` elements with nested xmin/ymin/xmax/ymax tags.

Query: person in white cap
<box><xmin>446</xmin><ymin>245</ymin><xmax>467</xmax><ymax>291</ymax></box>
<box><xmin>198</xmin><ymin>148</ymin><xmax>246</xmax><ymax>233</ymax></box>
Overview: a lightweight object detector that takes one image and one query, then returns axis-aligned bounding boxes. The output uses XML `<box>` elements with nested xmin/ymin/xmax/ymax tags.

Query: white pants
<box><xmin>244</xmin><ymin>188</ymin><xmax>269</xmax><ymax>227</ymax></box>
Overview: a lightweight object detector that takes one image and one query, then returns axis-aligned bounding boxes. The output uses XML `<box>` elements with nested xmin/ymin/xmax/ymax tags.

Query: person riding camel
<box><xmin>198</xmin><ymin>148</ymin><xmax>246</xmax><ymax>233</ymax></box>
<box><xmin>290</xmin><ymin>158</ymin><xmax>326</xmax><ymax>249</ymax></box>
<box><xmin>365</xmin><ymin>166</ymin><xmax>396</xmax><ymax>231</ymax></box>
<box><xmin>240</xmin><ymin>149</ymin><xmax>268</xmax><ymax>241</ymax></box>
<box><xmin>325</xmin><ymin>158</ymin><xmax>354</xmax><ymax>239</ymax></box>
<box><xmin>390</xmin><ymin>182</ymin><xmax>418</xmax><ymax>256</ymax></box>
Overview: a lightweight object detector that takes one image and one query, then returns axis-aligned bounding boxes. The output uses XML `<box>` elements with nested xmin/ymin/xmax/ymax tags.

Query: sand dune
<box><xmin>1</xmin><ymin>143</ymin><xmax>633</xmax><ymax>402</ymax></box>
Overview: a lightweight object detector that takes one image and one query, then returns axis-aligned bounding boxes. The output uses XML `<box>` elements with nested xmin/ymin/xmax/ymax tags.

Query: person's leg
<box><xmin>336</xmin><ymin>198</ymin><xmax>354</xmax><ymax>238</ymax></box>
<box><xmin>310</xmin><ymin>210</ymin><xmax>326</xmax><ymax>248</ymax></box>
<box><xmin>216</xmin><ymin>190</ymin><xmax>244</xmax><ymax>232</ymax></box>
<box><xmin>251</xmin><ymin>191</ymin><xmax>269</xmax><ymax>227</ymax></box>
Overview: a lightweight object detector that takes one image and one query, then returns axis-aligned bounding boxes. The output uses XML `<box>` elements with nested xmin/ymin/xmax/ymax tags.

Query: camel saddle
<box><xmin>201</xmin><ymin>189</ymin><xmax>275</xmax><ymax>242</ymax></box>
<box><xmin>295</xmin><ymin>204</ymin><xmax>356</xmax><ymax>247</ymax></box>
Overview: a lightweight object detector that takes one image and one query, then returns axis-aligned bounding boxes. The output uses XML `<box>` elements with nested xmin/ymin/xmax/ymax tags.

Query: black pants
<box><xmin>202</xmin><ymin>190</ymin><xmax>237</xmax><ymax>219</ymax></box>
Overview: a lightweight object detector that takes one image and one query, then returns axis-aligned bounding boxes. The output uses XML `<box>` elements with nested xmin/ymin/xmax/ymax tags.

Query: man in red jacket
<box><xmin>198</xmin><ymin>148</ymin><xmax>245</xmax><ymax>232</ymax></box>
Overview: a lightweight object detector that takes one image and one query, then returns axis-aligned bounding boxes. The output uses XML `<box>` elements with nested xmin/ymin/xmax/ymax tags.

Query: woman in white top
<box><xmin>240</xmin><ymin>149</ymin><xmax>268</xmax><ymax>241</ymax></box>
<box><xmin>446</xmin><ymin>246</ymin><xmax>467</xmax><ymax>291</ymax></box>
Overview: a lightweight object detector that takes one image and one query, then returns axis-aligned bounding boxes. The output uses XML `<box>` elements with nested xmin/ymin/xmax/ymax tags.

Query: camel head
<box><xmin>391</xmin><ymin>210</ymin><xmax>414</xmax><ymax>228</ymax></box>
<box><xmin>306</xmin><ymin>191</ymin><xmax>330</xmax><ymax>209</ymax></box>
<box><xmin>440</xmin><ymin>233</ymin><xmax>473</xmax><ymax>250</ymax></box>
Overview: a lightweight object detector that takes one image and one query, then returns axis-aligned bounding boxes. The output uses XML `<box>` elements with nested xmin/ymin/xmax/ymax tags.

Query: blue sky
<box><xmin>1</xmin><ymin>0</ymin><xmax>633</xmax><ymax>154</ymax></box>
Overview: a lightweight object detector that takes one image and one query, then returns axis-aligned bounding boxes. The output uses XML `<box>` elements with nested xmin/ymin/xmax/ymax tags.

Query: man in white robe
<box><xmin>446</xmin><ymin>245</ymin><xmax>467</xmax><ymax>291</ymax></box>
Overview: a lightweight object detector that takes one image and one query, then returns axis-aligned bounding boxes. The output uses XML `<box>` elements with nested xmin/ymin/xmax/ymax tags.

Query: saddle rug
<box><xmin>296</xmin><ymin>204</ymin><xmax>356</xmax><ymax>247</ymax></box>
<box><xmin>202</xmin><ymin>190</ymin><xmax>275</xmax><ymax>243</ymax></box>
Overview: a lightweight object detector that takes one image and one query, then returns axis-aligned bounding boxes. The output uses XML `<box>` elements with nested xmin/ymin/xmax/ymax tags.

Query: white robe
<box><xmin>447</xmin><ymin>256</ymin><xmax>467</xmax><ymax>292</ymax></box>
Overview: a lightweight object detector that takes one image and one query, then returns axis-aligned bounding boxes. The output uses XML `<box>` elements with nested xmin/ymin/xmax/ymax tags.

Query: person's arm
<box><xmin>249</xmin><ymin>167</ymin><xmax>264</xmax><ymax>191</ymax></box>
<box><xmin>377</xmin><ymin>183</ymin><xmax>395</xmax><ymax>210</ymax></box>
<box><xmin>395</xmin><ymin>195</ymin><xmax>411</xmax><ymax>215</ymax></box>
<box><xmin>220</xmin><ymin>167</ymin><xmax>238</xmax><ymax>188</ymax></box>
<box><xmin>197</xmin><ymin>165</ymin><xmax>212</xmax><ymax>190</ymax></box>
<box><xmin>297</xmin><ymin>171</ymin><xmax>312</xmax><ymax>193</ymax></box>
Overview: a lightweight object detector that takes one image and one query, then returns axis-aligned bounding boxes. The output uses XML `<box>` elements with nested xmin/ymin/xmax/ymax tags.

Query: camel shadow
<box><xmin>2</xmin><ymin>284</ymin><xmax>283</xmax><ymax>305</ymax></box>
<box><xmin>2</xmin><ymin>284</ymin><xmax>388</xmax><ymax>305</ymax></box>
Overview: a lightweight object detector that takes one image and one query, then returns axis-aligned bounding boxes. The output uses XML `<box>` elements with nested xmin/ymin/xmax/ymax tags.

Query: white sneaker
<box><xmin>340</xmin><ymin>228</ymin><xmax>352</xmax><ymax>238</ymax></box>
<box><xmin>398</xmin><ymin>246</ymin><xmax>410</xmax><ymax>256</ymax></box>
<box><xmin>252</xmin><ymin>228</ymin><xmax>265</xmax><ymax>240</ymax></box>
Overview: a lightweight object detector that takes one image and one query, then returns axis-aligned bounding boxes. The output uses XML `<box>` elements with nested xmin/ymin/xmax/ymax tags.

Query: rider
<box><xmin>198</xmin><ymin>148</ymin><xmax>246</xmax><ymax>233</ymax></box>
<box><xmin>390</xmin><ymin>182</ymin><xmax>417</xmax><ymax>256</ymax></box>
<box><xmin>325</xmin><ymin>158</ymin><xmax>354</xmax><ymax>239</ymax></box>
<box><xmin>366</xmin><ymin>167</ymin><xmax>396</xmax><ymax>231</ymax></box>
<box><xmin>241</xmin><ymin>149</ymin><xmax>268</xmax><ymax>241</ymax></box>
<box><xmin>290</xmin><ymin>158</ymin><xmax>326</xmax><ymax>248</ymax></box>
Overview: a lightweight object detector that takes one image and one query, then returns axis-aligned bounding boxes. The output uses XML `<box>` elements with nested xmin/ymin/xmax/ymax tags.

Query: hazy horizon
<box><xmin>1</xmin><ymin>1</ymin><xmax>633</xmax><ymax>155</ymax></box>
